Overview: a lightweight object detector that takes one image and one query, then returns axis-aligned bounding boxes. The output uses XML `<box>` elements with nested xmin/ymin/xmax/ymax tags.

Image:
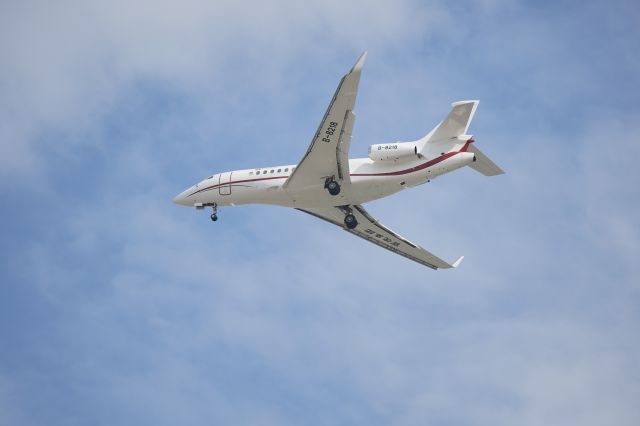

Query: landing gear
<box><xmin>344</xmin><ymin>213</ymin><xmax>358</xmax><ymax>229</ymax></box>
<box><xmin>325</xmin><ymin>178</ymin><xmax>341</xmax><ymax>196</ymax></box>
<box><xmin>209</xmin><ymin>203</ymin><xmax>218</xmax><ymax>222</ymax></box>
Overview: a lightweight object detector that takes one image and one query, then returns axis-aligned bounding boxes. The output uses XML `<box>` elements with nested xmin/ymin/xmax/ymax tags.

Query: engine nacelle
<box><xmin>368</xmin><ymin>142</ymin><xmax>419</xmax><ymax>162</ymax></box>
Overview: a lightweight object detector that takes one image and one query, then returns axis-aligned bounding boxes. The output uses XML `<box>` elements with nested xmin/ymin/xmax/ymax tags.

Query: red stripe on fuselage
<box><xmin>187</xmin><ymin>140</ymin><xmax>473</xmax><ymax>197</ymax></box>
<box><xmin>188</xmin><ymin>176</ymin><xmax>288</xmax><ymax>197</ymax></box>
<box><xmin>351</xmin><ymin>140</ymin><xmax>472</xmax><ymax>177</ymax></box>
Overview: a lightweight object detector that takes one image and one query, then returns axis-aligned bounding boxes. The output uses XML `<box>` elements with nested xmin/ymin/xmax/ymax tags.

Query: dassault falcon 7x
<box><xmin>173</xmin><ymin>52</ymin><xmax>503</xmax><ymax>269</ymax></box>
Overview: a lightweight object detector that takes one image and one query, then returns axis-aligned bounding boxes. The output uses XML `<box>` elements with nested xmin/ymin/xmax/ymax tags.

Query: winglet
<box><xmin>451</xmin><ymin>256</ymin><xmax>464</xmax><ymax>268</ymax></box>
<box><xmin>350</xmin><ymin>51</ymin><xmax>368</xmax><ymax>73</ymax></box>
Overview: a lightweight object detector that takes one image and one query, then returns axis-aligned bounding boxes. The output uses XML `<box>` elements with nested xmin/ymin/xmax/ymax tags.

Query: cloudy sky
<box><xmin>1</xmin><ymin>0</ymin><xmax>639</xmax><ymax>424</ymax></box>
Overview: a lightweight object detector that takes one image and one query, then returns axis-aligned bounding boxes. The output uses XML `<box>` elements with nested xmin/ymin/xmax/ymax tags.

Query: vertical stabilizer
<box><xmin>417</xmin><ymin>101</ymin><xmax>479</xmax><ymax>153</ymax></box>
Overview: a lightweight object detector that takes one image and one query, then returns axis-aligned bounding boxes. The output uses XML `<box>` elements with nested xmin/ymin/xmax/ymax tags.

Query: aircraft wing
<box><xmin>284</xmin><ymin>52</ymin><xmax>367</xmax><ymax>190</ymax></box>
<box><xmin>297</xmin><ymin>205</ymin><xmax>463</xmax><ymax>270</ymax></box>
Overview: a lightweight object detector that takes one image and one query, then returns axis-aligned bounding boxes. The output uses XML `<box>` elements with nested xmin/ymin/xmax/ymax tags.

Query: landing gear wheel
<box><xmin>326</xmin><ymin>180</ymin><xmax>341</xmax><ymax>196</ymax></box>
<box><xmin>344</xmin><ymin>213</ymin><xmax>358</xmax><ymax>229</ymax></box>
<box><xmin>209</xmin><ymin>203</ymin><xmax>218</xmax><ymax>222</ymax></box>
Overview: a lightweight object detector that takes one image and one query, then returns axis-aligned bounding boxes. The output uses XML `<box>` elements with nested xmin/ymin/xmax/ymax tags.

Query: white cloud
<box><xmin>579</xmin><ymin>113</ymin><xmax>640</xmax><ymax>285</ymax></box>
<box><xmin>16</xmin><ymin>132</ymin><xmax>637</xmax><ymax>423</ymax></box>
<box><xmin>0</xmin><ymin>0</ymin><xmax>450</xmax><ymax>181</ymax></box>
<box><xmin>2</xmin><ymin>1</ymin><xmax>640</xmax><ymax>425</ymax></box>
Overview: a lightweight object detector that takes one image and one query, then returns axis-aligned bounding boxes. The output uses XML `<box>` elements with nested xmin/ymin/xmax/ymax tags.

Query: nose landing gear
<box><xmin>210</xmin><ymin>203</ymin><xmax>218</xmax><ymax>222</ymax></box>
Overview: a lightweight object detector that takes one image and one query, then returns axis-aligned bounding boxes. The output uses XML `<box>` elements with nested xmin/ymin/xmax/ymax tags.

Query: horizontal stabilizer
<box><xmin>468</xmin><ymin>145</ymin><xmax>504</xmax><ymax>176</ymax></box>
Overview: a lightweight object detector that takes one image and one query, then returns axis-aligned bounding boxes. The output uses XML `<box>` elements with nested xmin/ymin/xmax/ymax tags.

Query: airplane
<box><xmin>173</xmin><ymin>52</ymin><xmax>504</xmax><ymax>269</ymax></box>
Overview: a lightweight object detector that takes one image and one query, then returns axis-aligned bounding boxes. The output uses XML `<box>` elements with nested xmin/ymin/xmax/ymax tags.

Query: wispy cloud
<box><xmin>0</xmin><ymin>0</ymin><xmax>450</xmax><ymax>182</ymax></box>
<box><xmin>1</xmin><ymin>0</ymin><xmax>639</xmax><ymax>425</ymax></box>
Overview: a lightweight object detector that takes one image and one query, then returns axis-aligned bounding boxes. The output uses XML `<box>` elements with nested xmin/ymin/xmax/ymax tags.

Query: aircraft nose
<box><xmin>173</xmin><ymin>189</ymin><xmax>191</xmax><ymax>206</ymax></box>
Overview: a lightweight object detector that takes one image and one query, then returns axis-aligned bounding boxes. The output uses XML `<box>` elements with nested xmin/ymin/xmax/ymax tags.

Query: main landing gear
<box><xmin>210</xmin><ymin>203</ymin><xmax>218</xmax><ymax>222</ymax></box>
<box><xmin>344</xmin><ymin>213</ymin><xmax>357</xmax><ymax>229</ymax></box>
<box><xmin>325</xmin><ymin>178</ymin><xmax>341</xmax><ymax>196</ymax></box>
<box><xmin>341</xmin><ymin>206</ymin><xmax>358</xmax><ymax>229</ymax></box>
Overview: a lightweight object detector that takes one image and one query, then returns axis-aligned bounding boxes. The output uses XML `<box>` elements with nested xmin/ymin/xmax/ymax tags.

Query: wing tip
<box><xmin>451</xmin><ymin>255</ymin><xmax>464</xmax><ymax>268</ymax></box>
<box><xmin>451</xmin><ymin>100</ymin><xmax>479</xmax><ymax>107</ymax></box>
<box><xmin>350</xmin><ymin>51</ymin><xmax>368</xmax><ymax>73</ymax></box>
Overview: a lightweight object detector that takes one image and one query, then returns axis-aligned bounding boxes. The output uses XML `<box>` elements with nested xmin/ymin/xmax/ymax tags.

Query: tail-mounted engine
<box><xmin>368</xmin><ymin>142</ymin><xmax>420</xmax><ymax>162</ymax></box>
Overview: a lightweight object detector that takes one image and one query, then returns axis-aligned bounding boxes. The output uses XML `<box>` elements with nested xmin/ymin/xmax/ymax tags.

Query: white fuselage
<box><xmin>173</xmin><ymin>140</ymin><xmax>475</xmax><ymax>209</ymax></box>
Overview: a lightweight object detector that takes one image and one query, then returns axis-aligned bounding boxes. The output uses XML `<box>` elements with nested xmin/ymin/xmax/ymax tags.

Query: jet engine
<box><xmin>368</xmin><ymin>142</ymin><xmax>420</xmax><ymax>162</ymax></box>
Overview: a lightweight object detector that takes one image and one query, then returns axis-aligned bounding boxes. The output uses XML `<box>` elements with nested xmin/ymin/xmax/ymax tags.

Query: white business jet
<box><xmin>173</xmin><ymin>52</ymin><xmax>503</xmax><ymax>269</ymax></box>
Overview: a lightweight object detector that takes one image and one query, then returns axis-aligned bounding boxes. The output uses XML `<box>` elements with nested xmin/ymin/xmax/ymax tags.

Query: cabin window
<box><xmin>249</xmin><ymin>171</ymin><xmax>253</xmax><ymax>175</ymax></box>
<box><xmin>270</xmin><ymin>170</ymin><xmax>274</xmax><ymax>173</ymax></box>
<box><xmin>277</xmin><ymin>168</ymin><xmax>281</xmax><ymax>173</ymax></box>
<box><xmin>285</xmin><ymin>168</ymin><xmax>289</xmax><ymax>172</ymax></box>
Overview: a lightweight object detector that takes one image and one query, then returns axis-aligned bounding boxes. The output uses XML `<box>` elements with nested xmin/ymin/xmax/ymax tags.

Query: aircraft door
<box><xmin>219</xmin><ymin>172</ymin><xmax>232</xmax><ymax>195</ymax></box>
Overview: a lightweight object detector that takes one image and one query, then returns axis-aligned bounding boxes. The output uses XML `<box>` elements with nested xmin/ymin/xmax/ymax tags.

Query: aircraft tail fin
<box><xmin>467</xmin><ymin>144</ymin><xmax>504</xmax><ymax>176</ymax></box>
<box><xmin>418</xmin><ymin>100</ymin><xmax>479</xmax><ymax>148</ymax></box>
<box><xmin>413</xmin><ymin>100</ymin><xmax>503</xmax><ymax>175</ymax></box>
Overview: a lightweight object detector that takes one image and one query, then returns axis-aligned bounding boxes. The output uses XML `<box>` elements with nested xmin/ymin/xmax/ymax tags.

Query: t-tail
<box><xmin>416</xmin><ymin>100</ymin><xmax>504</xmax><ymax>176</ymax></box>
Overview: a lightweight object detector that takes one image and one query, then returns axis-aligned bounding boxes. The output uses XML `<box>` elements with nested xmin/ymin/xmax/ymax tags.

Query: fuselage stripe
<box><xmin>188</xmin><ymin>141</ymin><xmax>471</xmax><ymax>197</ymax></box>
<box><xmin>351</xmin><ymin>140</ymin><xmax>471</xmax><ymax>177</ymax></box>
<box><xmin>188</xmin><ymin>176</ymin><xmax>288</xmax><ymax>197</ymax></box>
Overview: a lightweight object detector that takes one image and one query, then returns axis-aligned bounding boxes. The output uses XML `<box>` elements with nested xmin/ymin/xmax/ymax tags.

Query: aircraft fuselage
<box><xmin>173</xmin><ymin>140</ymin><xmax>475</xmax><ymax>209</ymax></box>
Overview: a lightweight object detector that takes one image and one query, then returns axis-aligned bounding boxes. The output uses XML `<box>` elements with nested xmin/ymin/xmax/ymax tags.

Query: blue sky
<box><xmin>1</xmin><ymin>0</ymin><xmax>639</xmax><ymax>424</ymax></box>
